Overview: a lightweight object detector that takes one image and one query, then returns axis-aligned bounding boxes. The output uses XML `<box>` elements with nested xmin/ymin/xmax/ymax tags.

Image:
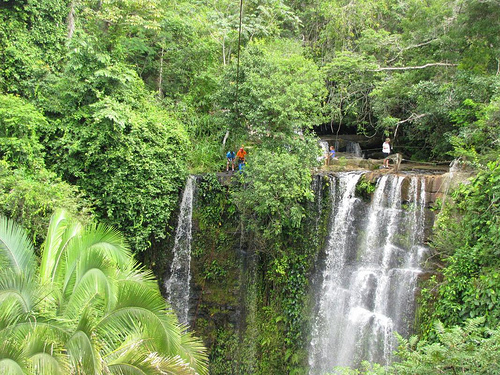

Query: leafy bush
<box><xmin>0</xmin><ymin>94</ymin><xmax>90</xmax><ymax>246</ymax></box>
<box><xmin>39</xmin><ymin>43</ymin><xmax>189</xmax><ymax>253</ymax></box>
<box><xmin>393</xmin><ymin>317</ymin><xmax>500</xmax><ymax>375</ymax></box>
<box><xmin>0</xmin><ymin>94</ymin><xmax>46</xmax><ymax>168</ymax></box>
<box><xmin>424</xmin><ymin>159</ymin><xmax>500</xmax><ymax>331</ymax></box>
<box><xmin>0</xmin><ymin>160</ymin><xmax>90</xmax><ymax>248</ymax></box>
<box><xmin>232</xmin><ymin>141</ymin><xmax>316</xmax><ymax>240</ymax></box>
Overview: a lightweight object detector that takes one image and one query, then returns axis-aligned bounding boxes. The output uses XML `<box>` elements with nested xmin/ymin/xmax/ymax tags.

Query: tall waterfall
<box><xmin>309</xmin><ymin>173</ymin><xmax>428</xmax><ymax>373</ymax></box>
<box><xmin>165</xmin><ymin>175</ymin><xmax>196</xmax><ymax>324</ymax></box>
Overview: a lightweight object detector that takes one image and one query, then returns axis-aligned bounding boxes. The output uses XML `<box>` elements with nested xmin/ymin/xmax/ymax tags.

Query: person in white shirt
<box><xmin>382</xmin><ymin>138</ymin><xmax>391</xmax><ymax>168</ymax></box>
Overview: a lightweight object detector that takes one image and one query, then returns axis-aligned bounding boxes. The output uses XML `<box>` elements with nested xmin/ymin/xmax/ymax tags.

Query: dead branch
<box><xmin>371</xmin><ymin>62</ymin><xmax>457</xmax><ymax>72</ymax></box>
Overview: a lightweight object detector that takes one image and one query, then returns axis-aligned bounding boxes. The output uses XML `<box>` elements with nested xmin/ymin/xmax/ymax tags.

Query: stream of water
<box><xmin>164</xmin><ymin>175</ymin><xmax>196</xmax><ymax>324</ymax></box>
<box><xmin>309</xmin><ymin>173</ymin><xmax>429</xmax><ymax>373</ymax></box>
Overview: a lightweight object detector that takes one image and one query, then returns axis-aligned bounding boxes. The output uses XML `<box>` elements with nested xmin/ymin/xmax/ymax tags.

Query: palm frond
<box><xmin>23</xmin><ymin>325</ymin><xmax>70</xmax><ymax>374</ymax></box>
<box><xmin>112</xmin><ymin>279</ymin><xmax>168</xmax><ymax>314</ymax></box>
<box><xmin>3</xmin><ymin>321</ymin><xmax>71</xmax><ymax>350</ymax></box>
<box><xmin>107</xmin><ymin>363</ymin><xmax>149</xmax><ymax>375</ymax></box>
<box><xmin>119</xmin><ymin>265</ymin><xmax>159</xmax><ymax>288</ymax></box>
<box><xmin>67</xmin><ymin>330</ymin><xmax>102</xmax><ymax>375</ymax></box>
<box><xmin>78</xmin><ymin>223</ymin><xmax>131</xmax><ymax>267</ymax></box>
<box><xmin>0</xmin><ymin>334</ymin><xmax>26</xmax><ymax>371</ymax></box>
<box><xmin>105</xmin><ymin>278</ymin><xmax>182</xmax><ymax>354</ymax></box>
<box><xmin>0</xmin><ymin>358</ymin><xmax>25</xmax><ymax>375</ymax></box>
<box><xmin>1</xmin><ymin>210</ymin><xmax>208</xmax><ymax>374</ymax></box>
<box><xmin>178</xmin><ymin>329</ymin><xmax>209</xmax><ymax>375</ymax></box>
<box><xmin>39</xmin><ymin>209</ymin><xmax>81</xmax><ymax>285</ymax></box>
<box><xmin>0</xmin><ymin>321</ymin><xmax>70</xmax><ymax>374</ymax></box>
<box><xmin>0</xmin><ymin>216</ymin><xmax>36</xmax><ymax>278</ymax></box>
<box><xmin>29</xmin><ymin>352</ymin><xmax>67</xmax><ymax>375</ymax></box>
<box><xmin>97</xmin><ymin>306</ymin><xmax>181</xmax><ymax>356</ymax></box>
<box><xmin>62</xmin><ymin>224</ymin><xmax>131</xmax><ymax>296</ymax></box>
<box><xmin>0</xmin><ymin>299</ymin><xmax>23</xmax><ymax>331</ymax></box>
<box><xmin>107</xmin><ymin>344</ymin><xmax>195</xmax><ymax>375</ymax></box>
<box><xmin>0</xmin><ymin>270</ymin><xmax>38</xmax><ymax>313</ymax></box>
<box><xmin>63</xmin><ymin>267</ymin><xmax>112</xmax><ymax>320</ymax></box>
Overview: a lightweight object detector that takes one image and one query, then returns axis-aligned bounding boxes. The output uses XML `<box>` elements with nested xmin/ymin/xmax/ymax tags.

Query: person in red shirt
<box><xmin>236</xmin><ymin>145</ymin><xmax>247</xmax><ymax>172</ymax></box>
<box><xmin>237</xmin><ymin>146</ymin><xmax>247</xmax><ymax>163</ymax></box>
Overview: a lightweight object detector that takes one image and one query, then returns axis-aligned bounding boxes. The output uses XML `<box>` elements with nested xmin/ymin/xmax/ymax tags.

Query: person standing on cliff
<box><xmin>382</xmin><ymin>138</ymin><xmax>391</xmax><ymax>168</ymax></box>
<box><xmin>236</xmin><ymin>145</ymin><xmax>247</xmax><ymax>172</ymax></box>
<box><xmin>226</xmin><ymin>150</ymin><xmax>236</xmax><ymax>172</ymax></box>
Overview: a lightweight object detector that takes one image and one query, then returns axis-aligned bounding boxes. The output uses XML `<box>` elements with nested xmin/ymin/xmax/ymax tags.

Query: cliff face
<box><xmin>362</xmin><ymin>166</ymin><xmax>475</xmax><ymax>206</ymax></box>
<box><xmin>163</xmin><ymin>166</ymin><xmax>471</xmax><ymax>374</ymax></box>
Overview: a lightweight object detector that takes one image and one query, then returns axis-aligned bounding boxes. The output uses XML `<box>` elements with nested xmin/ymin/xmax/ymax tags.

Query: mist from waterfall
<box><xmin>309</xmin><ymin>173</ymin><xmax>429</xmax><ymax>373</ymax></box>
<box><xmin>164</xmin><ymin>175</ymin><xmax>196</xmax><ymax>325</ymax></box>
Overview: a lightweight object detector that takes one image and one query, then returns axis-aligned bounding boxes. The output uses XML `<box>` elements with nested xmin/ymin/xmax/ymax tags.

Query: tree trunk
<box><xmin>67</xmin><ymin>1</ymin><xmax>76</xmax><ymax>40</ymax></box>
<box><xmin>158</xmin><ymin>46</ymin><xmax>164</xmax><ymax>99</ymax></box>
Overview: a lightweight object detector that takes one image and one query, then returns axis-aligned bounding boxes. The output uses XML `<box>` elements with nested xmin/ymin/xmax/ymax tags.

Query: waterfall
<box><xmin>309</xmin><ymin>173</ymin><xmax>429</xmax><ymax>373</ymax></box>
<box><xmin>318</xmin><ymin>140</ymin><xmax>329</xmax><ymax>162</ymax></box>
<box><xmin>165</xmin><ymin>175</ymin><xmax>196</xmax><ymax>324</ymax></box>
<box><xmin>346</xmin><ymin>141</ymin><xmax>362</xmax><ymax>157</ymax></box>
<box><xmin>441</xmin><ymin>159</ymin><xmax>464</xmax><ymax>206</ymax></box>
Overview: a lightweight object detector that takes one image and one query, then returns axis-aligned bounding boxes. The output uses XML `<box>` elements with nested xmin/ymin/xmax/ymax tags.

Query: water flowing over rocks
<box><xmin>310</xmin><ymin>172</ymin><xmax>432</xmax><ymax>372</ymax></box>
<box><xmin>164</xmin><ymin>175</ymin><xmax>196</xmax><ymax>325</ymax></box>
<box><xmin>163</xmin><ymin>163</ymin><xmax>472</xmax><ymax>373</ymax></box>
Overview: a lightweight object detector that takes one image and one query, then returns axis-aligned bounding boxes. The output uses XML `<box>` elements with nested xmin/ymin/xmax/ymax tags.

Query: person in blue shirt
<box><xmin>226</xmin><ymin>150</ymin><xmax>236</xmax><ymax>171</ymax></box>
<box><xmin>329</xmin><ymin>146</ymin><xmax>336</xmax><ymax>160</ymax></box>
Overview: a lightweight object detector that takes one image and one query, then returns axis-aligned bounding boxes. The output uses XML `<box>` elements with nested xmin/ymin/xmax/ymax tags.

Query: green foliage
<box><xmin>449</xmin><ymin>97</ymin><xmax>500</xmax><ymax>165</ymax></box>
<box><xmin>326</xmin><ymin>362</ymin><xmax>386</xmax><ymax>375</ymax></box>
<box><xmin>189</xmin><ymin>174</ymin><xmax>241</xmax><ymax>373</ymax></box>
<box><xmin>220</xmin><ymin>38</ymin><xmax>326</xmax><ymax>140</ymax></box>
<box><xmin>322</xmin><ymin>52</ymin><xmax>380</xmax><ymax>134</ymax></box>
<box><xmin>0</xmin><ymin>94</ymin><xmax>90</xmax><ymax>246</ymax></box>
<box><xmin>355</xmin><ymin>175</ymin><xmax>376</xmax><ymax>201</ymax></box>
<box><xmin>1</xmin><ymin>0</ymin><xmax>500</xmax><ymax>372</ymax></box>
<box><xmin>0</xmin><ymin>160</ymin><xmax>90</xmax><ymax>248</ymax></box>
<box><xmin>232</xmin><ymin>140</ymin><xmax>316</xmax><ymax>240</ymax></box>
<box><xmin>0</xmin><ymin>209</ymin><xmax>208</xmax><ymax>374</ymax></box>
<box><xmin>392</xmin><ymin>317</ymin><xmax>500</xmax><ymax>374</ymax></box>
<box><xmin>0</xmin><ymin>0</ymin><xmax>69</xmax><ymax>95</ymax></box>
<box><xmin>454</xmin><ymin>0</ymin><xmax>500</xmax><ymax>74</ymax></box>
<box><xmin>38</xmin><ymin>41</ymin><xmax>189</xmax><ymax>253</ymax></box>
<box><xmin>0</xmin><ymin>94</ymin><xmax>46</xmax><ymax>168</ymax></box>
<box><xmin>332</xmin><ymin>318</ymin><xmax>500</xmax><ymax>374</ymax></box>
<box><xmin>208</xmin><ymin>327</ymin><xmax>240</xmax><ymax>375</ymax></box>
<box><xmin>188</xmin><ymin>113</ymin><xmax>230</xmax><ymax>174</ymax></box>
<box><xmin>424</xmin><ymin>160</ymin><xmax>500</xmax><ymax>333</ymax></box>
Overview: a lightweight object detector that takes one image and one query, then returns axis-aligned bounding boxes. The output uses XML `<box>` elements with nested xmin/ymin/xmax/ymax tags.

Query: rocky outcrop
<box><xmin>358</xmin><ymin>166</ymin><xmax>474</xmax><ymax>206</ymax></box>
<box><xmin>216</xmin><ymin>160</ymin><xmax>475</xmax><ymax>207</ymax></box>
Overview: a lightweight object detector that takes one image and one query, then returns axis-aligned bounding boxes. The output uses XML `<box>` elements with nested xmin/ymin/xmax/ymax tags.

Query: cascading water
<box><xmin>164</xmin><ymin>175</ymin><xmax>196</xmax><ymax>324</ymax></box>
<box><xmin>346</xmin><ymin>141</ymin><xmax>363</xmax><ymax>158</ymax></box>
<box><xmin>309</xmin><ymin>173</ymin><xmax>429</xmax><ymax>373</ymax></box>
<box><xmin>318</xmin><ymin>140</ymin><xmax>330</xmax><ymax>162</ymax></box>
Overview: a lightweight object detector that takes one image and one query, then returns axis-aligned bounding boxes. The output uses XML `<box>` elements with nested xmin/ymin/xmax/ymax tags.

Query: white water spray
<box><xmin>309</xmin><ymin>173</ymin><xmax>430</xmax><ymax>373</ymax></box>
<box><xmin>164</xmin><ymin>176</ymin><xmax>196</xmax><ymax>324</ymax></box>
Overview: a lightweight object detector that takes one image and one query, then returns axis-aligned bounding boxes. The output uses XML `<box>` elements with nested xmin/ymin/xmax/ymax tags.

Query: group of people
<box><xmin>322</xmin><ymin>138</ymin><xmax>393</xmax><ymax>168</ymax></box>
<box><xmin>227</xmin><ymin>138</ymin><xmax>393</xmax><ymax>171</ymax></box>
<box><xmin>226</xmin><ymin>145</ymin><xmax>247</xmax><ymax>172</ymax></box>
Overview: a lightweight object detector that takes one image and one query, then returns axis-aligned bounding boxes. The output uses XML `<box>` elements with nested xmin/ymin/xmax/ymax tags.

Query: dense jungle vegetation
<box><xmin>1</xmin><ymin>0</ymin><xmax>499</xmax><ymax>373</ymax></box>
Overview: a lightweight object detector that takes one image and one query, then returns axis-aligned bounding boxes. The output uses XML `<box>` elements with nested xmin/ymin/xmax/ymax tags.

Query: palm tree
<box><xmin>0</xmin><ymin>209</ymin><xmax>208</xmax><ymax>374</ymax></box>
